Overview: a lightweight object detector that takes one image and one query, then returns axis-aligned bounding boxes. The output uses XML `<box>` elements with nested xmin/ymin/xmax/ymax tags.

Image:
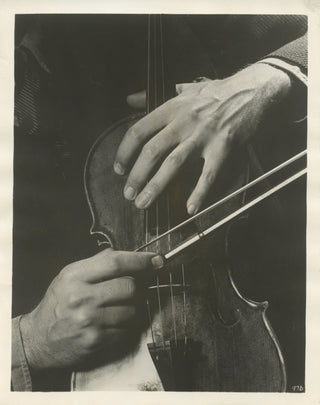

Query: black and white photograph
<box><xmin>1</xmin><ymin>1</ymin><xmax>319</xmax><ymax>403</ymax></box>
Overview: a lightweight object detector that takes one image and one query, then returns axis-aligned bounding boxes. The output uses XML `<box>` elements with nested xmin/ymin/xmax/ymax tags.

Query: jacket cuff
<box><xmin>265</xmin><ymin>33</ymin><xmax>308</xmax><ymax>75</ymax></box>
<box><xmin>258</xmin><ymin>57</ymin><xmax>307</xmax><ymax>87</ymax></box>
<box><xmin>11</xmin><ymin>316</ymin><xmax>32</xmax><ymax>391</ymax></box>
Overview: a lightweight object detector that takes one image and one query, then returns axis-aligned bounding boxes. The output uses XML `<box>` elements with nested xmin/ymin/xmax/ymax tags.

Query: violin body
<box><xmin>72</xmin><ymin>115</ymin><xmax>286</xmax><ymax>391</ymax></box>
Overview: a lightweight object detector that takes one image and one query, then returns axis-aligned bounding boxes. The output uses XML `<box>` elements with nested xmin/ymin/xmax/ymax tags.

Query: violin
<box><xmin>72</xmin><ymin>15</ymin><xmax>306</xmax><ymax>391</ymax></box>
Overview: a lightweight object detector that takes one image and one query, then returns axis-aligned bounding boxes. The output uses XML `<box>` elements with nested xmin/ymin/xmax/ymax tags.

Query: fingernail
<box><xmin>151</xmin><ymin>255</ymin><xmax>164</xmax><ymax>269</ymax></box>
<box><xmin>124</xmin><ymin>186</ymin><xmax>136</xmax><ymax>200</ymax></box>
<box><xmin>187</xmin><ymin>204</ymin><xmax>198</xmax><ymax>215</ymax></box>
<box><xmin>114</xmin><ymin>162</ymin><xmax>125</xmax><ymax>175</ymax></box>
<box><xmin>135</xmin><ymin>192</ymin><xmax>151</xmax><ymax>209</ymax></box>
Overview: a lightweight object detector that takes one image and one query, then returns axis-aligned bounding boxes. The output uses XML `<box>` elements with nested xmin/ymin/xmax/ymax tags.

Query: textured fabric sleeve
<box><xmin>11</xmin><ymin>316</ymin><xmax>32</xmax><ymax>391</ymax></box>
<box><xmin>267</xmin><ymin>33</ymin><xmax>307</xmax><ymax>75</ymax></box>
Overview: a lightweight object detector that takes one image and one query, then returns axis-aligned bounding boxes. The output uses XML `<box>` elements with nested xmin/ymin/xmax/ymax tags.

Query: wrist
<box><xmin>257</xmin><ymin>60</ymin><xmax>307</xmax><ymax>123</ymax></box>
<box><xmin>20</xmin><ymin>311</ymin><xmax>44</xmax><ymax>370</ymax></box>
<box><xmin>250</xmin><ymin>62</ymin><xmax>292</xmax><ymax>101</ymax></box>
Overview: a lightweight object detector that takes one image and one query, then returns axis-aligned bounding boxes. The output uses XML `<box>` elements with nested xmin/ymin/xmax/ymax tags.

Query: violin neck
<box><xmin>147</xmin><ymin>15</ymin><xmax>176</xmax><ymax>112</ymax></box>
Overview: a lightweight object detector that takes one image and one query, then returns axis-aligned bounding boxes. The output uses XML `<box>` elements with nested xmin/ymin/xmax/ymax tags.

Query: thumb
<box><xmin>126</xmin><ymin>90</ymin><xmax>146</xmax><ymax>110</ymax></box>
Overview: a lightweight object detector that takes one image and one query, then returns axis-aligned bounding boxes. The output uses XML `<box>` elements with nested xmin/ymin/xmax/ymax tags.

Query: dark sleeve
<box><xmin>182</xmin><ymin>15</ymin><xmax>307</xmax><ymax>79</ymax></box>
<box><xmin>268</xmin><ymin>33</ymin><xmax>307</xmax><ymax>74</ymax></box>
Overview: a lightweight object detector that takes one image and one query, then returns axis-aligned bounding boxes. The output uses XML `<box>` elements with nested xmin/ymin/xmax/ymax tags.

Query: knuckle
<box><xmin>202</xmin><ymin>170</ymin><xmax>215</xmax><ymax>186</ymax></box>
<box><xmin>141</xmin><ymin>142</ymin><xmax>159</xmax><ymax>160</ymax></box>
<box><xmin>60</xmin><ymin>259</ymin><xmax>86</xmax><ymax>281</ymax></box>
<box><xmin>166</xmin><ymin>151</ymin><xmax>184</xmax><ymax>167</ymax></box>
<box><xmin>68</xmin><ymin>291</ymin><xmax>82</xmax><ymax>308</ymax></box>
<box><xmin>185</xmin><ymin>138</ymin><xmax>199</xmax><ymax>155</ymax></box>
<box><xmin>145</xmin><ymin>182</ymin><xmax>160</xmax><ymax>196</ymax></box>
<box><xmin>190</xmin><ymin>105</ymin><xmax>201</xmax><ymax>120</ymax></box>
<box><xmin>82</xmin><ymin>328</ymin><xmax>101</xmax><ymax>350</ymax></box>
<box><xmin>59</xmin><ymin>264</ymin><xmax>74</xmax><ymax>281</ymax></box>
<box><xmin>74</xmin><ymin>308</ymin><xmax>94</xmax><ymax>328</ymax></box>
<box><xmin>68</xmin><ymin>290</ymin><xmax>90</xmax><ymax>308</ymax></box>
<box><xmin>127</xmin><ymin>126</ymin><xmax>143</xmax><ymax>144</ymax></box>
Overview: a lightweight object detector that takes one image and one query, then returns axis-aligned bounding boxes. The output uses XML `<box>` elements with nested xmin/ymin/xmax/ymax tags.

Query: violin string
<box><xmin>160</xmin><ymin>14</ymin><xmax>178</xmax><ymax>348</ymax></box>
<box><xmin>147</xmin><ymin>15</ymin><xmax>151</xmax><ymax>115</ymax></box>
<box><xmin>167</xmin><ymin>194</ymin><xmax>178</xmax><ymax>346</ymax></box>
<box><xmin>145</xmin><ymin>15</ymin><xmax>157</xmax><ymax>353</ymax></box>
<box><xmin>182</xmin><ymin>263</ymin><xmax>188</xmax><ymax>347</ymax></box>
<box><xmin>145</xmin><ymin>209</ymin><xmax>157</xmax><ymax>352</ymax></box>
<box><xmin>160</xmin><ymin>14</ymin><xmax>166</xmax><ymax>106</ymax></box>
<box><xmin>154</xmin><ymin>15</ymin><xmax>158</xmax><ymax>113</ymax></box>
<box><xmin>154</xmin><ymin>15</ymin><xmax>166</xmax><ymax>352</ymax></box>
<box><xmin>136</xmin><ymin>149</ymin><xmax>307</xmax><ymax>252</ymax></box>
<box><xmin>156</xmin><ymin>195</ymin><xmax>166</xmax><ymax>351</ymax></box>
<box><xmin>178</xmin><ymin>213</ymin><xmax>188</xmax><ymax>346</ymax></box>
